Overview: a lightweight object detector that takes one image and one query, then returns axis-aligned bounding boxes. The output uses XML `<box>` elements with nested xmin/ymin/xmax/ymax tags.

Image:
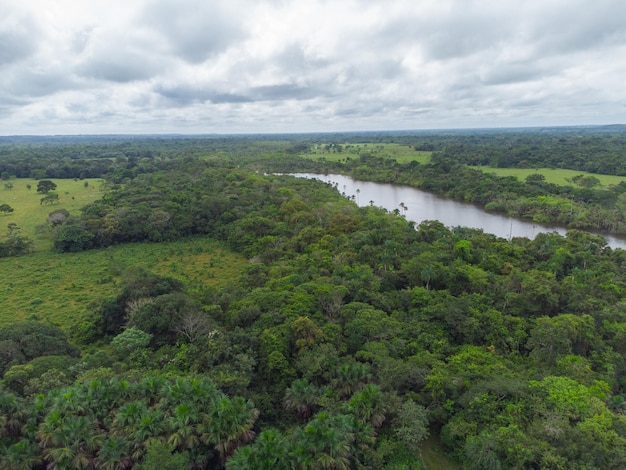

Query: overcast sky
<box><xmin>1</xmin><ymin>0</ymin><xmax>626</xmax><ymax>135</ymax></box>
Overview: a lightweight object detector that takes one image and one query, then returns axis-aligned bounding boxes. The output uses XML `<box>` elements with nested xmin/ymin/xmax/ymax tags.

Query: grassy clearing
<box><xmin>420</xmin><ymin>434</ymin><xmax>460</xmax><ymax>470</ymax></box>
<box><xmin>0</xmin><ymin>237</ymin><xmax>247</xmax><ymax>331</ymax></box>
<box><xmin>303</xmin><ymin>143</ymin><xmax>432</xmax><ymax>164</ymax></box>
<box><xmin>0</xmin><ymin>178</ymin><xmax>106</xmax><ymax>251</ymax></box>
<box><xmin>470</xmin><ymin>166</ymin><xmax>626</xmax><ymax>187</ymax></box>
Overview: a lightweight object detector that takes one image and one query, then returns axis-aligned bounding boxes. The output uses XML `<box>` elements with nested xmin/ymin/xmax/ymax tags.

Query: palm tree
<box><xmin>225</xmin><ymin>446</ymin><xmax>259</xmax><ymax>470</ymax></box>
<box><xmin>112</xmin><ymin>401</ymin><xmax>149</xmax><ymax>436</ymax></box>
<box><xmin>227</xmin><ymin>429</ymin><xmax>290</xmax><ymax>470</ymax></box>
<box><xmin>67</xmin><ymin>415</ymin><xmax>104</xmax><ymax>469</ymax></box>
<box><xmin>38</xmin><ymin>407</ymin><xmax>104</xmax><ymax>469</ymax></box>
<box><xmin>343</xmin><ymin>384</ymin><xmax>388</xmax><ymax>429</ymax></box>
<box><xmin>131</xmin><ymin>409</ymin><xmax>165</xmax><ymax>444</ymax></box>
<box><xmin>0</xmin><ymin>389</ymin><xmax>25</xmax><ymax>439</ymax></box>
<box><xmin>296</xmin><ymin>412</ymin><xmax>354</xmax><ymax>470</ymax></box>
<box><xmin>135</xmin><ymin>375</ymin><xmax>166</xmax><ymax>406</ymax></box>
<box><xmin>283</xmin><ymin>379</ymin><xmax>319</xmax><ymax>419</ymax></box>
<box><xmin>332</xmin><ymin>363</ymin><xmax>371</xmax><ymax>399</ymax></box>
<box><xmin>96</xmin><ymin>437</ymin><xmax>132</xmax><ymax>470</ymax></box>
<box><xmin>56</xmin><ymin>389</ymin><xmax>87</xmax><ymax>415</ymax></box>
<box><xmin>36</xmin><ymin>410</ymin><xmax>66</xmax><ymax>449</ymax></box>
<box><xmin>201</xmin><ymin>396</ymin><xmax>258</xmax><ymax>465</ymax></box>
<box><xmin>419</xmin><ymin>265</ymin><xmax>437</xmax><ymax>290</ymax></box>
<box><xmin>165</xmin><ymin>402</ymin><xmax>201</xmax><ymax>451</ymax></box>
<box><xmin>2</xmin><ymin>441</ymin><xmax>43</xmax><ymax>470</ymax></box>
<box><xmin>42</xmin><ymin>446</ymin><xmax>75</xmax><ymax>469</ymax></box>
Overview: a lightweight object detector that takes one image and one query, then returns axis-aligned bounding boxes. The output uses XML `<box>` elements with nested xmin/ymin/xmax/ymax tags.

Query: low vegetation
<box><xmin>0</xmin><ymin>238</ymin><xmax>246</xmax><ymax>330</ymax></box>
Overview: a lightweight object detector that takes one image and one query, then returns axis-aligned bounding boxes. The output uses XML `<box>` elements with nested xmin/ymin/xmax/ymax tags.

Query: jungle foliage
<box><xmin>3</xmin><ymin>129</ymin><xmax>626</xmax><ymax>469</ymax></box>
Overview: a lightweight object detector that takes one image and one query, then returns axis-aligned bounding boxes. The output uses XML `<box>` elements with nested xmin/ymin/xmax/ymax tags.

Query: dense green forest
<box><xmin>3</xmin><ymin>128</ymin><xmax>626</xmax><ymax>469</ymax></box>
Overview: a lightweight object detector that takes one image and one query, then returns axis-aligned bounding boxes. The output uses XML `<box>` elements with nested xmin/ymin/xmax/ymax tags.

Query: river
<box><xmin>289</xmin><ymin>173</ymin><xmax>626</xmax><ymax>250</ymax></box>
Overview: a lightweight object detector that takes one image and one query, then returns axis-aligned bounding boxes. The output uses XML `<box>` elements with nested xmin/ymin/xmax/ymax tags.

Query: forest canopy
<box><xmin>2</xmin><ymin>128</ymin><xmax>626</xmax><ymax>469</ymax></box>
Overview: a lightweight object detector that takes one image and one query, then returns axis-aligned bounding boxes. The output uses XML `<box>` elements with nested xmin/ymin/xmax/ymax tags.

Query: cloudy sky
<box><xmin>1</xmin><ymin>0</ymin><xmax>626</xmax><ymax>135</ymax></box>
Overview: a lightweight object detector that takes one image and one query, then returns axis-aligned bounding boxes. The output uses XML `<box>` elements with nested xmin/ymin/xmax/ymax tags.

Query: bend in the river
<box><xmin>290</xmin><ymin>173</ymin><xmax>626</xmax><ymax>250</ymax></box>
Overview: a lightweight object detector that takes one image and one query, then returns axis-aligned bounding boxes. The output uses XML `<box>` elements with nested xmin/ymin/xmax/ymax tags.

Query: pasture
<box><xmin>303</xmin><ymin>143</ymin><xmax>432</xmax><ymax>164</ymax></box>
<box><xmin>471</xmin><ymin>166</ymin><xmax>626</xmax><ymax>187</ymax></box>
<box><xmin>0</xmin><ymin>178</ymin><xmax>105</xmax><ymax>250</ymax></box>
<box><xmin>0</xmin><ymin>237</ymin><xmax>247</xmax><ymax>331</ymax></box>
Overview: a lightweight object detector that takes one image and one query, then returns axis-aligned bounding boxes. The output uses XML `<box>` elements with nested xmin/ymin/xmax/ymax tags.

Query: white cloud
<box><xmin>1</xmin><ymin>0</ymin><xmax>625</xmax><ymax>134</ymax></box>
<box><xmin>0</xmin><ymin>2</ymin><xmax>41</xmax><ymax>66</ymax></box>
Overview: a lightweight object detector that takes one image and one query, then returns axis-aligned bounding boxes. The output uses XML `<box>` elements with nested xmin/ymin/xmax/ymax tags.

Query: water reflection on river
<box><xmin>289</xmin><ymin>173</ymin><xmax>626</xmax><ymax>250</ymax></box>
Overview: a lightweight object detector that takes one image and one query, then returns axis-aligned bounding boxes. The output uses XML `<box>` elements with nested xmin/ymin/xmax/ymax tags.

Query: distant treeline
<box><xmin>399</xmin><ymin>126</ymin><xmax>626</xmax><ymax>175</ymax></box>
<box><xmin>4</xmin><ymin>126</ymin><xmax>626</xmax><ymax>179</ymax></box>
<box><xmin>295</xmin><ymin>125</ymin><xmax>626</xmax><ymax>175</ymax></box>
<box><xmin>0</xmin><ymin>136</ymin><xmax>292</xmax><ymax>181</ymax></box>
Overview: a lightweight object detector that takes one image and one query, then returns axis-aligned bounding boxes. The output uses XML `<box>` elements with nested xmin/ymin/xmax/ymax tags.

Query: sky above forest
<box><xmin>1</xmin><ymin>0</ymin><xmax>626</xmax><ymax>135</ymax></box>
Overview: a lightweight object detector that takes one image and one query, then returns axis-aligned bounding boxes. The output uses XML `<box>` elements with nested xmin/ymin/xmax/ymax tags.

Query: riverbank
<box><xmin>290</xmin><ymin>173</ymin><xmax>626</xmax><ymax>250</ymax></box>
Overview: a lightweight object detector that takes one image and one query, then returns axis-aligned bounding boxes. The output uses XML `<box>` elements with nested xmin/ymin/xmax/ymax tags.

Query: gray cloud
<box><xmin>155</xmin><ymin>85</ymin><xmax>252</xmax><ymax>105</ymax></box>
<box><xmin>0</xmin><ymin>5</ymin><xmax>40</xmax><ymax>66</ymax></box>
<box><xmin>479</xmin><ymin>62</ymin><xmax>554</xmax><ymax>86</ymax></box>
<box><xmin>530</xmin><ymin>1</ymin><xmax>626</xmax><ymax>55</ymax></box>
<box><xmin>0</xmin><ymin>31</ymin><xmax>37</xmax><ymax>66</ymax></box>
<box><xmin>74</xmin><ymin>26</ymin><xmax>168</xmax><ymax>83</ymax></box>
<box><xmin>155</xmin><ymin>82</ymin><xmax>322</xmax><ymax>105</ymax></box>
<box><xmin>250</xmin><ymin>84</ymin><xmax>322</xmax><ymax>101</ymax></box>
<box><xmin>78</xmin><ymin>53</ymin><xmax>160</xmax><ymax>83</ymax></box>
<box><xmin>9</xmin><ymin>70</ymin><xmax>77</xmax><ymax>97</ymax></box>
<box><xmin>141</xmin><ymin>0</ymin><xmax>247</xmax><ymax>63</ymax></box>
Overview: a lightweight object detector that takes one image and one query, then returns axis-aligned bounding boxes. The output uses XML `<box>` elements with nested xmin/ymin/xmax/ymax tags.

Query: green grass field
<box><xmin>470</xmin><ymin>166</ymin><xmax>626</xmax><ymax>187</ymax></box>
<box><xmin>420</xmin><ymin>434</ymin><xmax>461</xmax><ymax>470</ymax></box>
<box><xmin>0</xmin><ymin>178</ymin><xmax>106</xmax><ymax>250</ymax></box>
<box><xmin>303</xmin><ymin>143</ymin><xmax>432</xmax><ymax>164</ymax></box>
<box><xmin>0</xmin><ymin>237</ymin><xmax>247</xmax><ymax>330</ymax></box>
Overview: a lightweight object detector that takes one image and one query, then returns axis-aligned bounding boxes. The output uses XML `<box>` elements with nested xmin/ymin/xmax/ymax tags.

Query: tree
<box><xmin>464</xmin><ymin>432</ymin><xmax>503</xmax><ymax>470</ymax></box>
<box><xmin>134</xmin><ymin>441</ymin><xmax>188</xmax><ymax>470</ymax></box>
<box><xmin>175</xmin><ymin>310</ymin><xmax>213</xmax><ymax>344</ymax></box>
<box><xmin>201</xmin><ymin>396</ymin><xmax>259</xmax><ymax>465</ymax></box>
<box><xmin>525</xmin><ymin>173</ymin><xmax>546</xmax><ymax>184</ymax></box>
<box><xmin>37</xmin><ymin>180</ymin><xmax>57</xmax><ymax>194</ymax></box>
<box><xmin>227</xmin><ymin>428</ymin><xmax>290</xmax><ymax>470</ymax></box>
<box><xmin>332</xmin><ymin>362</ymin><xmax>372</xmax><ymax>398</ymax></box>
<box><xmin>0</xmin><ymin>321</ymin><xmax>79</xmax><ymax>375</ymax></box>
<box><xmin>344</xmin><ymin>383</ymin><xmax>388</xmax><ymax>429</ymax></box>
<box><xmin>0</xmin><ymin>203</ymin><xmax>14</xmax><ymax>214</ymax></box>
<box><xmin>53</xmin><ymin>222</ymin><xmax>94</xmax><ymax>252</ymax></box>
<box><xmin>292</xmin><ymin>412</ymin><xmax>357</xmax><ymax>470</ymax></box>
<box><xmin>574</xmin><ymin>175</ymin><xmax>601</xmax><ymax>188</ymax></box>
<box><xmin>96</xmin><ymin>436</ymin><xmax>132</xmax><ymax>470</ymax></box>
<box><xmin>393</xmin><ymin>400</ymin><xmax>429</xmax><ymax>454</ymax></box>
<box><xmin>3</xmin><ymin>356</ymin><xmax>76</xmax><ymax>395</ymax></box>
<box><xmin>40</xmin><ymin>192</ymin><xmax>59</xmax><ymax>205</ymax></box>
<box><xmin>110</xmin><ymin>327</ymin><xmax>152</xmax><ymax>359</ymax></box>
<box><xmin>2</xmin><ymin>441</ymin><xmax>43</xmax><ymax>469</ymax></box>
<box><xmin>283</xmin><ymin>379</ymin><xmax>319</xmax><ymax>419</ymax></box>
